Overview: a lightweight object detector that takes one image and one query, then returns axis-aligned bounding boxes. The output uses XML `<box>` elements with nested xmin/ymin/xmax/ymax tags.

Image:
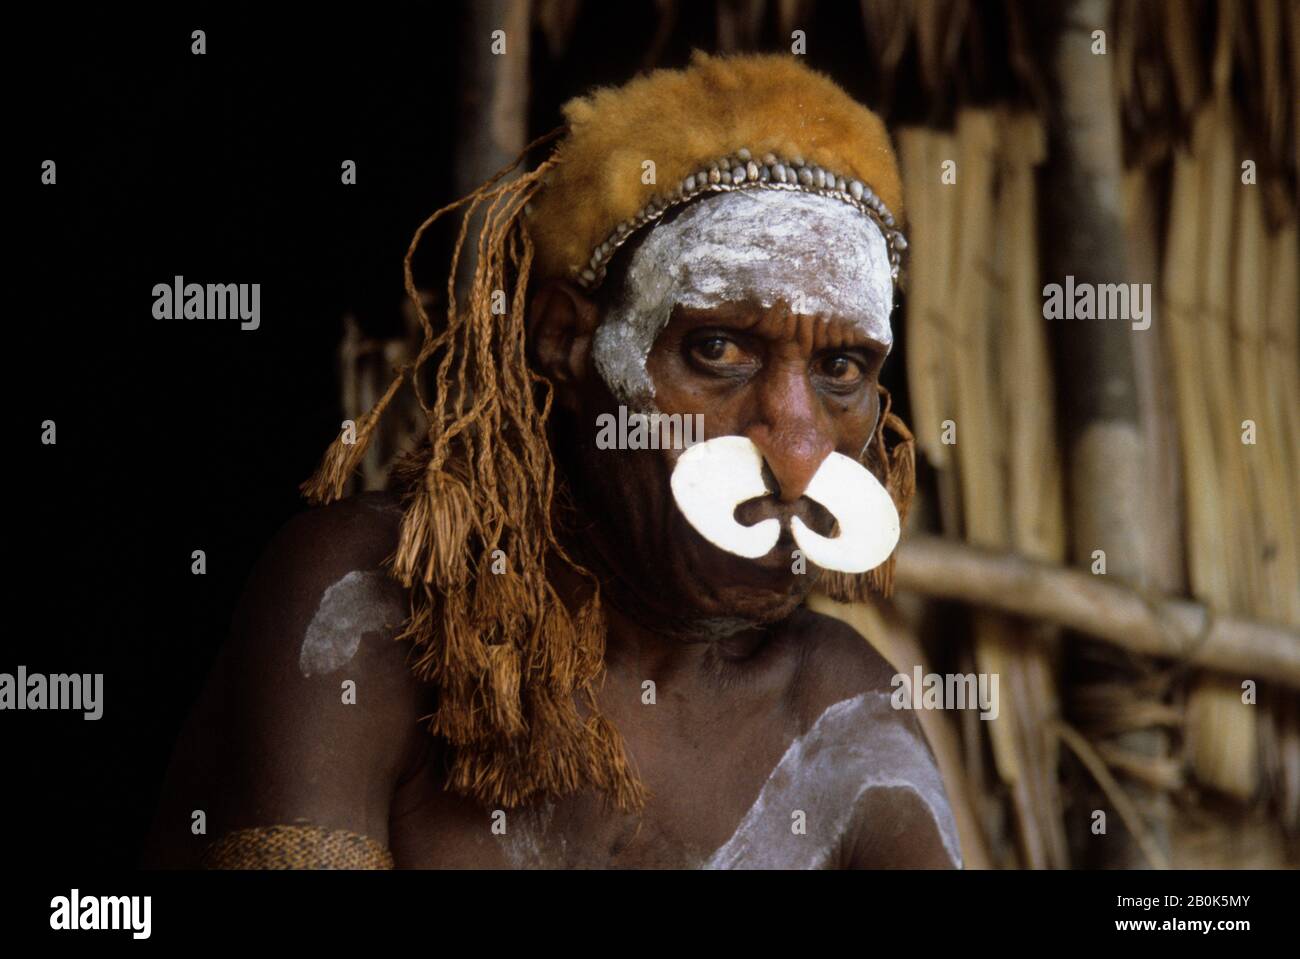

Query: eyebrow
<box><xmin>673</xmin><ymin>303</ymin><xmax>890</xmax><ymax>352</ymax></box>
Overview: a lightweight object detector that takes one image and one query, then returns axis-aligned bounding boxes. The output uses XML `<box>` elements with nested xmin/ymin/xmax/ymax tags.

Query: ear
<box><xmin>528</xmin><ymin>278</ymin><xmax>601</xmax><ymax>413</ymax></box>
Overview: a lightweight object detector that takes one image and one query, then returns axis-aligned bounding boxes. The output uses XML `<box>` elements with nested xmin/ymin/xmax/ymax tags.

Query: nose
<box><xmin>745</xmin><ymin>366</ymin><xmax>835</xmax><ymax>503</ymax></box>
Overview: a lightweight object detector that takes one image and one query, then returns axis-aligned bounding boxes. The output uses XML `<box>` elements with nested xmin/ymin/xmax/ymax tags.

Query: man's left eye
<box><xmin>817</xmin><ymin>354</ymin><xmax>864</xmax><ymax>384</ymax></box>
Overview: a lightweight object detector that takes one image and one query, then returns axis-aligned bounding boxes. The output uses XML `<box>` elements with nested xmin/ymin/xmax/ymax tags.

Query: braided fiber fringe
<box><xmin>201</xmin><ymin>825</ymin><xmax>394</xmax><ymax>870</ymax></box>
<box><xmin>301</xmin><ymin>129</ymin><xmax>647</xmax><ymax>815</ymax></box>
<box><xmin>820</xmin><ymin>384</ymin><xmax>917</xmax><ymax>603</ymax></box>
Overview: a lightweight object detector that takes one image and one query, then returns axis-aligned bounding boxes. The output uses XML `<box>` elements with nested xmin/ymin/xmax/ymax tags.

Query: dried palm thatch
<box><xmin>869</xmin><ymin>0</ymin><xmax>1297</xmax><ymax>868</ymax></box>
<box><xmin>895</xmin><ymin>108</ymin><xmax>1070</xmax><ymax>868</ymax></box>
<box><xmin>1122</xmin><ymin>1</ymin><xmax>1299</xmax><ymax>859</ymax></box>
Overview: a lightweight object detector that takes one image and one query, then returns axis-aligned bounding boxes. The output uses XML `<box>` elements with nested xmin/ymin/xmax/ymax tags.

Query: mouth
<box><xmin>695</xmin><ymin>535</ymin><xmax>810</xmax><ymax>604</ymax></box>
<box><xmin>747</xmin><ymin>528</ymin><xmax>805</xmax><ymax>573</ymax></box>
<box><xmin>684</xmin><ymin>507</ymin><xmax>825</xmax><ymax>580</ymax></box>
<box><xmin>739</xmin><ymin>497</ymin><xmax>837</xmax><ymax>567</ymax></box>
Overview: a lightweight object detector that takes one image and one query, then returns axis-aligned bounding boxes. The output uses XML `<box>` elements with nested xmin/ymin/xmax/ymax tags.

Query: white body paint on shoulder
<box><xmin>299</xmin><ymin>570</ymin><xmax>405</xmax><ymax>677</ymax></box>
<box><xmin>703</xmin><ymin>691</ymin><xmax>962</xmax><ymax>869</ymax></box>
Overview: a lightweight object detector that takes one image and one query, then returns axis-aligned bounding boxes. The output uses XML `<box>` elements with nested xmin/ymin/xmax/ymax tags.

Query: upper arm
<box><xmin>847</xmin><ymin>781</ymin><xmax>962</xmax><ymax>869</ymax></box>
<box><xmin>145</xmin><ymin>495</ymin><xmax>432</xmax><ymax>867</ymax></box>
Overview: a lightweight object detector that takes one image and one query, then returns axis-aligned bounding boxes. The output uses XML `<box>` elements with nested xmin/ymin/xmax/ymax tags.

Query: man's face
<box><xmin>546</xmin><ymin>292</ymin><xmax>886</xmax><ymax>628</ymax></box>
<box><xmin>532</xmin><ymin>192</ymin><xmax>895</xmax><ymax>628</ymax></box>
<box><xmin>645</xmin><ymin>297</ymin><xmax>886</xmax><ymax>619</ymax></box>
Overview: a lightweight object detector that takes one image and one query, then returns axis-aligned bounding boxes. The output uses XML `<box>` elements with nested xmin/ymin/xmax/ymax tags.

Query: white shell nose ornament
<box><xmin>669</xmin><ymin>436</ymin><xmax>900</xmax><ymax>573</ymax></box>
<box><xmin>789</xmin><ymin>450</ymin><xmax>899</xmax><ymax>573</ymax></box>
<box><xmin>669</xmin><ymin>435</ymin><xmax>781</xmax><ymax>558</ymax></box>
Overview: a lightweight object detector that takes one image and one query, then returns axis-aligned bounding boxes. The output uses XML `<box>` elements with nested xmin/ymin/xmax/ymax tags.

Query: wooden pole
<box><xmin>454</xmin><ymin>0</ymin><xmax>531</xmax><ymax>298</ymax></box>
<box><xmin>455</xmin><ymin>0</ymin><xmax>531</xmax><ymax>200</ymax></box>
<box><xmin>894</xmin><ymin>535</ymin><xmax>1300</xmax><ymax>688</ymax></box>
<box><xmin>1039</xmin><ymin>0</ymin><xmax>1171</xmax><ymax>868</ymax></box>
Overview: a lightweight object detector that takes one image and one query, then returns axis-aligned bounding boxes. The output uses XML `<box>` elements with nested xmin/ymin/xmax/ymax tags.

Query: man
<box><xmin>145</xmin><ymin>51</ymin><xmax>960</xmax><ymax>869</ymax></box>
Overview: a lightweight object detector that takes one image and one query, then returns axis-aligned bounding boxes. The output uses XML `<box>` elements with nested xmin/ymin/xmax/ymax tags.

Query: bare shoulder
<box><xmin>227</xmin><ymin>490</ymin><xmax>431</xmax><ymax>785</ymax></box>
<box><xmin>253</xmin><ymin>490</ymin><xmax>408</xmax><ymax>579</ymax></box>
<box><xmin>781</xmin><ymin>606</ymin><xmax>962</xmax><ymax>869</ymax></box>
<box><xmin>144</xmin><ymin>492</ymin><xmax>433</xmax><ymax>866</ymax></box>
<box><xmin>229</xmin><ymin>490</ymin><xmax>418</xmax><ymax>698</ymax></box>
<box><xmin>782</xmin><ymin>606</ymin><xmax>899</xmax><ymax>719</ymax></box>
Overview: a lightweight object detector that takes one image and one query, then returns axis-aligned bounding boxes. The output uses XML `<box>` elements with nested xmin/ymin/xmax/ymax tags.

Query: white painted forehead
<box><xmin>646</xmin><ymin>190</ymin><xmax>894</xmax><ymax>339</ymax></box>
<box><xmin>592</xmin><ymin>189</ymin><xmax>895</xmax><ymax>409</ymax></box>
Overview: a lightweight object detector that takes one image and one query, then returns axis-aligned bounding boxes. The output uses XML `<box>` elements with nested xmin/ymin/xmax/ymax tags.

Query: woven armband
<box><xmin>201</xmin><ymin>824</ymin><xmax>394</xmax><ymax>870</ymax></box>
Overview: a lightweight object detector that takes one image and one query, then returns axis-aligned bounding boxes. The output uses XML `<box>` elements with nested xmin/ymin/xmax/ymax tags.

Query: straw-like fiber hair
<box><xmin>303</xmin><ymin>129</ymin><xmax>646</xmax><ymax>812</ymax></box>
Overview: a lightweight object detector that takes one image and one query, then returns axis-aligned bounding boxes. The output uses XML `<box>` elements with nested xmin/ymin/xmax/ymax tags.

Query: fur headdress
<box><xmin>302</xmin><ymin>51</ymin><xmax>913</xmax><ymax>813</ymax></box>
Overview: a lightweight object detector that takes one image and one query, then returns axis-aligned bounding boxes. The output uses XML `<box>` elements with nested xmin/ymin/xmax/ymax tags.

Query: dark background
<box><xmin>13</xmin><ymin>4</ymin><xmax>942</xmax><ymax>869</ymax></box>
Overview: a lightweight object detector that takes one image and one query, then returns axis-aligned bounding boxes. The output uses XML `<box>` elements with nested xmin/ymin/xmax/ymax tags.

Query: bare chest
<box><xmin>386</xmin><ymin>691</ymin><xmax>949</xmax><ymax>869</ymax></box>
<box><xmin>387</xmin><ymin>700</ymin><xmax>799</xmax><ymax>868</ymax></box>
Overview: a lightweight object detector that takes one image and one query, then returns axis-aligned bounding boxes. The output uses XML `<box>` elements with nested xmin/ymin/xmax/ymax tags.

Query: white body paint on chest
<box><xmin>496</xmin><ymin>801</ymin><xmax>569</xmax><ymax>869</ymax></box>
<box><xmin>299</xmin><ymin>570</ymin><xmax>405</xmax><ymax>677</ymax></box>
<box><xmin>703</xmin><ymin>691</ymin><xmax>962</xmax><ymax>869</ymax></box>
<box><xmin>592</xmin><ymin>190</ymin><xmax>895</xmax><ymax>409</ymax></box>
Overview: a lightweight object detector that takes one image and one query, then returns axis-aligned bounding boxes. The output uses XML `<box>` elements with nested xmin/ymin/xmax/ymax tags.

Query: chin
<box><xmin>675</xmin><ymin>532</ymin><xmax>816</xmax><ymax>624</ymax></box>
<box><xmin>701</xmin><ymin>582</ymin><xmax>808</xmax><ymax>625</ymax></box>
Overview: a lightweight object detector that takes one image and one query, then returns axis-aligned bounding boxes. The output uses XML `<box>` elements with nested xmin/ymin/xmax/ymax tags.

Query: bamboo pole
<box><xmin>716</xmin><ymin>0</ymin><xmax>765</xmax><ymax>51</ymax></box>
<box><xmin>1041</xmin><ymin>0</ymin><xmax>1171</xmax><ymax>867</ymax></box>
<box><xmin>1175</xmin><ymin>78</ymin><xmax>1260</xmax><ymax>800</ymax></box>
<box><xmin>454</xmin><ymin>0</ymin><xmax>531</xmax><ymax>298</ymax></box>
<box><xmin>948</xmin><ymin>108</ymin><xmax>1049</xmax><ymax>867</ymax></box>
<box><xmin>455</xmin><ymin>0</ymin><xmax>530</xmax><ymax>199</ymax></box>
<box><xmin>1263</xmin><ymin>224</ymin><xmax>1300</xmax><ymax>625</ymax></box>
<box><xmin>894</xmin><ymin>535</ymin><xmax>1300</xmax><ymax>688</ymax></box>
<box><xmin>898</xmin><ymin>127</ymin><xmax>952</xmax><ymax>474</ymax></box>
<box><xmin>997</xmin><ymin>110</ymin><xmax>1070</xmax><ymax>869</ymax></box>
<box><xmin>1123</xmin><ymin>167</ymin><xmax>1184</xmax><ymax>597</ymax></box>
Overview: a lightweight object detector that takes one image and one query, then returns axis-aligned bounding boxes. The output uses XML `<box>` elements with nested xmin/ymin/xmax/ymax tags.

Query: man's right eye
<box><xmin>690</xmin><ymin>336</ymin><xmax>745</xmax><ymax>364</ymax></box>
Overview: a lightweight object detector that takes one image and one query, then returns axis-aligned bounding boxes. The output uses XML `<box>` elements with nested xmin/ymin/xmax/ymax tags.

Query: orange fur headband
<box><xmin>527</xmin><ymin>50</ymin><xmax>907</xmax><ymax>289</ymax></box>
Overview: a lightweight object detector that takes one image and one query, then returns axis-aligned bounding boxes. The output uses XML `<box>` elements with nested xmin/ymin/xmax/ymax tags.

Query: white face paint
<box><xmin>299</xmin><ymin>570</ymin><xmax>406</xmax><ymax>677</ymax></box>
<box><xmin>704</xmin><ymin>692</ymin><xmax>963</xmax><ymax>869</ymax></box>
<box><xmin>592</xmin><ymin>189</ymin><xmax>896</xmax><ymax>409</ymax></box>
<box><xmin>669</xmin><ymin>435</ymin><xmax>899</xmax><ymax>572</ymax></box>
